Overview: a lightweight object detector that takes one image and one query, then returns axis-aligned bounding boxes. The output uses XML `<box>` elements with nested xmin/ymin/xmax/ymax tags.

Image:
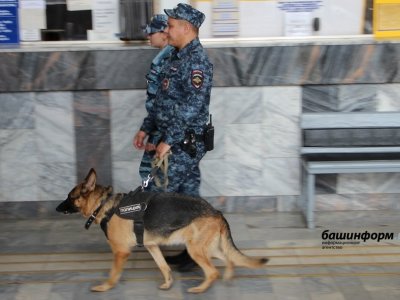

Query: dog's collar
<box><xmin>85</xmin><ymin>190</ymin><xmax>114</xmax><ymax>230</ymax></box>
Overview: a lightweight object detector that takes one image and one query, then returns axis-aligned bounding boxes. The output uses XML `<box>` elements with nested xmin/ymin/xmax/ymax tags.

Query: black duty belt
<box><xmin>194</xmin><ymin>133</ymin><xmax>205</xmax><ymax>143</ymax></box>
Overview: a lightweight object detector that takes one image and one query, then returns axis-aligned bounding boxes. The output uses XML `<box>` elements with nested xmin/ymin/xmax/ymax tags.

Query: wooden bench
<box><xmin>300</xmin><ymin>112</ymin><xmax>400</xmax><ymax>229</ymax></box>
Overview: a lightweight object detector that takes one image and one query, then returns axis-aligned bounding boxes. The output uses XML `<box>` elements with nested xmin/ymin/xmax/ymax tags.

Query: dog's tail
<box><xmin>219</xmin><ymin>214</ymin><xmax>268</xmax><ymax>269</ymax></box>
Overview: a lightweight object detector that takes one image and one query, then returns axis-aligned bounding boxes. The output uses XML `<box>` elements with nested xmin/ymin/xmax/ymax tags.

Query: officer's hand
<box><xmin>156</xmin><ymin>142</ymin><xmax>171</xmax><ymax>159</ymax></box>
<box><xmin>133</xmin><ymin>131</ymin><xmax>147</xmax><ymax>150</ymax></box>
<box><xmin>145</xmin><ymin>143</ymin><xmax>156</xmax><ymax>152</ymax></box>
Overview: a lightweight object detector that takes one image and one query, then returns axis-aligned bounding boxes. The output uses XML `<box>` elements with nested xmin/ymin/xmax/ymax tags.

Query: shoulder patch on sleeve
<box><xmin>191</xmin><ymin>70</ymin><xmax>204</xmax><ymax>89</ymax></box>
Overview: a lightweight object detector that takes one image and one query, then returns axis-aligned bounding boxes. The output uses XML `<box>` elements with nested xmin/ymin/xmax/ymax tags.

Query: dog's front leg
<box><xmin>145</xmin><ymin>245</ymin><xmax>173</xmax><ymax>290</ymax></box>
<box><xmin>91</xmin><ymin>251</ymin><xmax>130</xmax><ymax>292</ymax></box>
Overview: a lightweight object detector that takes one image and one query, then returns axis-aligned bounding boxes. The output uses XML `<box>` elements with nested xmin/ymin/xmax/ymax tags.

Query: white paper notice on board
<box><xmin>20</xmin><ymin>0</ymin><xmax>45</xmax><ymax>9</ymax></box>
<box><xmin>19</xmin><ymin>0</ymin><xmax>46</xmax><ymax>41</ymax></box>
<box><xmin>67</xmin><ymin>0</ymin><xmax>92</xmax><ymax>11</ymax></box>
<box><xmin>284</xmin><ymin>11</ymin><xmax>312</xmax><ymax>36</ymax></box>
<box><xmin>20</xmin><ymin>29</ymin><xmax>41</xmax><ymax>41</ymax></box>
<box><xmin>90</xmin><ymin>0</ymin><xmax>119</xmax><ymax>40</ymax></box>
<box><xmin>19</xmin><ymin>8</ymin><xmax>46</xmax><ymax>29</ymax></box>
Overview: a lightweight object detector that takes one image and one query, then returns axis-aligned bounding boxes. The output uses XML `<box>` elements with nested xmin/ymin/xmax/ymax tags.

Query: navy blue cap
<box><xmin>164</xmin><ymin>3</ymin><xmax>205</xmax><ymax>28</ymax></box>
<box><xmin>143</xmin><ymin>14</ymin><xmax>168</xmax><ymax>34</ymax></box>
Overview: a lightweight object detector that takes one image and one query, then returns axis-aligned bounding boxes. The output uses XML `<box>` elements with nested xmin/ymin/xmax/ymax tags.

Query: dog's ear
<box><xmin>84</xmin><ymin>168</ymin><xmax>97</xmax><ymax>192</ymax></box>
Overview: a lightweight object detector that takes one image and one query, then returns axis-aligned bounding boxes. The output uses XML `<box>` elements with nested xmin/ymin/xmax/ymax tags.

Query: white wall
<box><xmin>317</xmin><ymin>0</ymin><xmax>364</xmax><ymax>35</ymax></box>
<box><xmin>155</xmin><ymin>0</ymin><xmax>189</xmax><ymax>14</ymax></box>
<box><xmin>191</xmin><ymin>0</ymin><xmax>365</xmax><ymax>38</ymax></box>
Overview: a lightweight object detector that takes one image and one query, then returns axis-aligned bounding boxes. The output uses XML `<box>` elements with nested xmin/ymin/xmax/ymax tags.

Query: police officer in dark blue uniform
<box><xmin>133</xmin><ymin>3</ymin><xmax>213</xmax><ymax>271</ymax></box>
<box><xmin>133</xmin><ymin>14</ymin><xmax>174</xmax><ymax>181</ymax></box>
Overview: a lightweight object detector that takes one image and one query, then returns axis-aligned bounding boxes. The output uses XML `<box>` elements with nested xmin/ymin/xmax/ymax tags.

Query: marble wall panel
<box><xmin>303</xmin><ymin>85</ymin><xmax>377</xmax><ymax>112</ymax></box>
<box><xmin>0</xmin><ymin>53</ymin><xmax>20</xmax><ymax>91</ymax></box>
<box><xmin>200</xmin><ymin>141</ymin><xmax>300</xmax><ymax>197</ymax></box>
<box><xmin>0</xmin><ymin>93</ymin><xmax>35</xmax><ymax>129</ymax></box>
<box><xmin>210</xmin><ymin>87</ymin><xmax>264</xmax><ymax>125</ymax></box>
<box><xmin>209</xmin><ymin>43</ymin><xmax>400</xmax><ymax>87</ymax></box>
<box><xmin>199</xmin><ymin>159</ymin><xmax>226</xmax><ymax>196</ymax></box>
<box><xmin>301</xmin><ymin>44</ymin><xmax>397</xmax><ymax>85</ymax></box>
<box><xmin>375</xmin><ymin>43</ymin><xmax>400</xmax><ymax>83</ymax></box>
<box><xmin>0</xmin><ymin>130</ymin><xmax>37</xmax><ymax>201</ymax></box>
<box><xmin>200</xmin><ymin>158</ymin><xmax>263</xmax><ymax>197</ymax></box>
<box><xmin>19</xmin><ymin>51</ymin><xmax>95</xmax><ymax>91</ymax></box>
<box><xmin>0</xmin><ymin>91</ymin><xmax>77</xmax><ymax>202</ymax></box>
<box><xmin>375</xmin><ymin>84</ymin><xmax>400</xmax><ymax>111</ymax></box>
<box><xmin>206</xmin><ymin>87</ymin><xmax>264</xmax><ymax>160</ymax></box>
<box><xmin>73</xmin><ymin>91</ymin><xmax>112</xmax><ymax>186</ymax></box>
<box><xmin>110</xmin><ymin>89</ymin><xmax>147</xmax><ymax>162</ymax></box>
<box><xmin>337</xmin><ymin>85</ymin><xmax>378</xmax><ymax>111</ymax></box>
<box><xmin>0</xmin><ymin>111</ymin><xmax>34</xmax><ymax>159</ymax></box>
<box><xmin>262</xmin><ymin>158</ymin><xmax>301</xmax><ymax>196</ymax></box>
<box><xmin>35</xmin><ymin>92</ymin><xmax>75</xmax><ymax>163</ymax></box>
<box><xmin>303</xmin><ymin>45</ymin><xmax>363</xmax><ymax>84</ymax></box>
<box><xmin>37</xmin><ymin>163</ymin><xmax>77</xmax><ymax>201</ymax></box>
<box><xmin>112</xmin><ymin>160</ymin><xmax>142</xmax><ymax>193</ymax></box>
<box><xmin>208</xmin><ymin>46</ymin><xmax>306</xmax><ymax>86</ymax></box>
<box><xmin>262</xmin><ymin>86</ymin><xmax>301</xmax><ymax>158</ymax></box>
<box><xmin>95</xmin><ymin>49</ymin><xmax>156</xmax><ymax>90</ymax></box>
<box><xmin>303</xmin><ymin>83</ymin><xmax>400</xmax><ymax>113</ymax></box>
<box><xmin>200</xmin><ymin>86</ymin><xmax>302</xmax><ymax>198</ymax></box>
<box><xmin>225</xmin><ymin>123</ymin><xmax>264</xmax><ymax>169</ymax></box>
<box><xmin>35</xmin><ymin>91</ymin><xmax>76</xmax><ymax>200</ymax></box>
<box><xmin>1</xmin><ymin>41</ymin><xmax>399</xmax><ymax>93</ymax></box>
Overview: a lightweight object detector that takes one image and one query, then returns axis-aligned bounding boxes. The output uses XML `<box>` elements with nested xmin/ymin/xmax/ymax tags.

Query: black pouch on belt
<box><xmin>181</xmin><ymin>130</ymin><xmax>197</xmax><ymax>158</ymax></box>
<box><xmin>204</xmin><ymin>114</ymin><xmax>214</xmax><ymax>151</ymax></box>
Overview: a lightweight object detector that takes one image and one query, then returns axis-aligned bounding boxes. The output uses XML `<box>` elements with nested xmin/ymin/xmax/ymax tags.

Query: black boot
<box><xmin>165</xmin><ymin>249</ymin><xmax>198</xmax><ymax>272</ymax></box>
<box><xmin>177</xmin><ymin>257</ymin><xmax>198</xmax><ymax>272</ymax></box>
<box><xmin>165</xmin><ymin>249</ymin><xmax>191</xmax><ymax>265</ymax></box>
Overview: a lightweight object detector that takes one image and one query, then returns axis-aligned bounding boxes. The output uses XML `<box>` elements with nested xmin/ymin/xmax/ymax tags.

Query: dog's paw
<box><xmin>158</xmin><ymin>273</ymin><xmax>173</xmax><ymax>290</ymax></box>
<box><xmin>91</xmin><ymin>283</ymin><xmax>113</xmax><ymax>292</ymax></box>
<box><xmin>159</xmin><ymin>281</ymin><xmax>173</xmax><ymax>290</ymax></box>
<box><xmin>223</xmin><ymin>270</ymin><xmax>234</xmax><ymax>281</ymax></box>
<box><xmin>187</xmin><ymin>286</ymin><xmax>206</xmax><ymax>294</ymax></box>
<box><xmin>223</xmin><ymin>274</ymin><xmax>234</xmax><ymax>281</ymax></box>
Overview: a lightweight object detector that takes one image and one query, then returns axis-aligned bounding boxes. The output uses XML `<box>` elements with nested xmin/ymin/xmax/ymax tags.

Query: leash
<box><xmin>142</xmin><ymin>150</ymin><xmax>171</xmax><ymax>190</ymax></box>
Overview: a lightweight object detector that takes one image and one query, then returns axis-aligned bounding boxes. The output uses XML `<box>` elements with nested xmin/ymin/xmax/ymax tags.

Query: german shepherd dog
<box><xmin>56</xmin><ymin>168</ymin><xmax>268</xmax><ymax>293</ymax></box>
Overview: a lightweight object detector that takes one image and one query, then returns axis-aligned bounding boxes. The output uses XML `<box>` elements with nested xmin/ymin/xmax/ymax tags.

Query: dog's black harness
<box><xmin>88</xmin><ymin>187</ymin><xmax>151</xmax><ymax>247</ymax></box>
<box><xmin>85</xmin><ymin>160</ymin><xmax>162</xmax><ymax>247</ymax></box>
<box><xmin>114</xmin><ymin>187</ymin><xmax>150</xmax><ymax>247</ymax></box>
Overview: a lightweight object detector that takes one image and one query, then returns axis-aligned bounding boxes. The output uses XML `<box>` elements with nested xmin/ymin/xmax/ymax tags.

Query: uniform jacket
<box><xmin>141</xmin><ymin>38</ymin><xmax>213</xmax><ymax>147</ymax></box>
<box><xmin>145</xmin><ymin>45</ymin><xmax>175</xmax><ymax>102</ymax></box>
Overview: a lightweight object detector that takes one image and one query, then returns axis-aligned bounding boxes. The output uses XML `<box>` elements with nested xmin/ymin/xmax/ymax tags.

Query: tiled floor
<box><xmin>1</xmin><ymin>210</ymin><xmax>400</xmax><ymax>300</ymax></box>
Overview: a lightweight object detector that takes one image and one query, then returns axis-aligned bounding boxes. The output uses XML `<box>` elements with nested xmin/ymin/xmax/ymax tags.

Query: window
<box><xmin>4</xmin><ymin>0</ymin><xmax>376</xmax><ymax>44</ymax></box>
